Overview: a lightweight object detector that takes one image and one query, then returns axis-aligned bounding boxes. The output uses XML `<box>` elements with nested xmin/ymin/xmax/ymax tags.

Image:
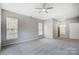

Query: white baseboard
<box><xmin>2</xmin><ymin>37</ymin><xmax>43</xmax><ymax>47</ymax></box>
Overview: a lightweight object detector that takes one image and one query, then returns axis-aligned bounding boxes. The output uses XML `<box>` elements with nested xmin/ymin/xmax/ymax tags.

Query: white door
<box><xmin>70</xmin><ymin>23</ymin><xmax>79</xmax><ymax>39</ymax></box>
<box><xmin>44</xmin><ymin>19</ymin><xmax>53</xmax><ymax>39</ymax></box>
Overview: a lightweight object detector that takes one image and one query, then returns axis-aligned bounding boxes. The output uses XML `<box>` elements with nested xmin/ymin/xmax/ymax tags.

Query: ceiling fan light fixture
<box><xmin>35</xmin><ymin>3</ymin><xmax>53</xmax><ymax>13</ymax></box>
<box><xmin>42</xmin><ymin>9</ymin><xmax>46</xmax><ymax>12</ymax></box>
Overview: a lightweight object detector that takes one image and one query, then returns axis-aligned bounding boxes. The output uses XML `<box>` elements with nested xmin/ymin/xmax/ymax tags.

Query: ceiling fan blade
<box><xmin>45</xmin><ymin>10</ymin><xmax>48</xmax><ymax>13</ymax></box>
<box><xmin>46</xmin><ymin>7</ymin><xmax>53</xmax><ymax>9</ymax></box>
<box><xmin>35</xmin><ymin>8</ymin><xmax>42</xmax><ymax>9</ymax></box>
<box><xmin>43</xmin><ymin>3</ymin><xmax>46</xmax><ymax>8</ymax></box>
<box><xmin>39</xmin><ymin>10</ymin><xmax>42</xmax><ymax>13</ymax></box>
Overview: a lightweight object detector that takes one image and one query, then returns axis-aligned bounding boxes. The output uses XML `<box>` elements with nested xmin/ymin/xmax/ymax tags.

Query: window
<box><xmin>6</xmin><ymin>17</ymin><xmax>18</xmax><ymax>40</ymax></box>
<box><xmin>38</xmin><ymin>23</ymin><xmax>43</xmax><ymax>35</ymax></box>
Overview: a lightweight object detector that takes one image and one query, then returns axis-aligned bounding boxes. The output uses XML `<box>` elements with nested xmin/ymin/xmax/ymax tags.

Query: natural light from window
<box><xmin>6</xmin><ymin>17</ymin><xmax>18</xmax><ymax>40</ymax></box>
<box><xmin>38</xmin><ymin>23</ymin><xmax>43</xmax><ymax>35</ymax></box>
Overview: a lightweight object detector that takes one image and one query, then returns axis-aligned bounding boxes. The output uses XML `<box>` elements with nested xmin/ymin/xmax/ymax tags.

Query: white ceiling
<box><xmin>1</xmin><ymin>3</ymin><xmax>79</xmax><ymax>20</ymax></box>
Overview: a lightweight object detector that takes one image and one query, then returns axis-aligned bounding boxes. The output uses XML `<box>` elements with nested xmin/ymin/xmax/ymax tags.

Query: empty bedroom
<box><xmin>0</xmin><ymin>3</ymin><xmax>79</xmax><ymax>55</ymax></box>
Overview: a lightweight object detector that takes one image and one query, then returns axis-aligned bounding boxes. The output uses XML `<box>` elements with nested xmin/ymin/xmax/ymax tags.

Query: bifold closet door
<box><xmin>69</xmin><ymin>23</ymin><xmax>79</xmax><ymax>39</ymax></box>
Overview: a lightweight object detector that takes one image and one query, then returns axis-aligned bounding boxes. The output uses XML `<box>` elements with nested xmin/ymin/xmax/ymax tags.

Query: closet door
<box><xmin>70</xmin><ymin>23</ymin><xmax>79</xmax><ymax>39</ymax></box>
<box><xmin>44</xmin><ymin>19</ymin><xmax>53</xmax><ymax>39</ymax></box>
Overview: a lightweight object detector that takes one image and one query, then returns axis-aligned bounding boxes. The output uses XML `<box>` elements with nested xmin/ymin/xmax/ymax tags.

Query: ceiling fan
<box><xmin>35</xmin><ymin>3</ymin><xmax>53</xmax><ymax>13</ymax></box>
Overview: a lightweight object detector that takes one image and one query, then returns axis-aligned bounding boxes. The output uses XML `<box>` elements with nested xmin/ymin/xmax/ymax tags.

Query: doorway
<box><xmin>57</xmin><ymin>22</ymin><xmax>65</xmax><ymax>38</ymax></box>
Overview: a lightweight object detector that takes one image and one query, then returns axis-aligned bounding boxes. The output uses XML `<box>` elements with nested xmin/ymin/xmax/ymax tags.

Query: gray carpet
<box><xmin>1</xmin><ymin>38</ymin><xmax>79</xmax><ymax>55</ymax></box>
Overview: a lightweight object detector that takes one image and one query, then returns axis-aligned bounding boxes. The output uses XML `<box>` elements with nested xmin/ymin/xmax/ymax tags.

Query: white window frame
<box><xmin>6</xmin><ymin>17</ymin><xmax>18</xmax><ymax>40</ymax></box>
<box><xmin>38</xmin><ymin>23</ymin><xmax>43</xmax><ymax>35</ymax></box>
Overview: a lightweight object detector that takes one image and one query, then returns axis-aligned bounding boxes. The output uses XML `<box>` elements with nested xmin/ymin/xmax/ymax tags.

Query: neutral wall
<box><xmin>0</xmin><ymin>7</ymin><xmax>1</xmax><ymax>51</ymax></box>
<box><xmin>53</xmin><ymin>19</ymin><xmax>58</xmax><ymax>39</ymax></box>
<box><xmin>1</xmin><ymin>9</ymin><xmax>44</xmax><ymax>46</ymax></box>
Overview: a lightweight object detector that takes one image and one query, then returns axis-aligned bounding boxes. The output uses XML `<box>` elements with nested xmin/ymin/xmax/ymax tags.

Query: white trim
<box><xmin>2</xmin><ymin>37</ymin><xmax>44</xmax><ymax>46</ymax></box>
